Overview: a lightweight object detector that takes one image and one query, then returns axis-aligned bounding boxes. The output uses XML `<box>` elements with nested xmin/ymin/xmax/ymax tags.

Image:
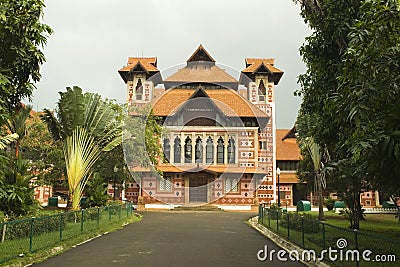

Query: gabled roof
<box><xmin>119</xmin><ymin>57</ymin><xmax>159</xmax><ymax>73</ymax></box>
<box><xmin>245</xmin><ymin>58</ymin><xmax>275</xmax><ymax>67</ymax></box>
<box><xmin>151</xmin><ymin>88</ymin><xmax>268</xmax><ymax>118</ymax></box>
<box><xmin>276</xmin><ymin>128</ymin><xmax>301</xmax><ymax>161</ymax></box>
<box><xmin>241</xmin><ymin>58</ymin><xmax>284</xmax><ymax>85</ymax></box>
<box><xmin>187</xmin><ymin>44</ymin><xmax>216</xmax><ymax>63</ymax></box>
<box><xmin>118</xmin><ymin>57</ymin><xmax>160</xmax><ymax>83</ymax></box>
<box><xmin>242</xmin><ymin>58</ymin><xmax>283</xmax><ymax>74</ymax></box>
<box><xmin>164</xmin><ymin>64</ymin><xmax>238</xmax><ymax>84</ymax></box>
<box><xmin>164</xmin><ymin>45</ymin><xmax>238</xmax><ymax>86</ymax></box>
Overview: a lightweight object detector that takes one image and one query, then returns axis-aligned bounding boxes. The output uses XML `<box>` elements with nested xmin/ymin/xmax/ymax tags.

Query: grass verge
<box><xmin>2</xmin><ymin>213</ymin><xmax>142</xmax><ymax>267</ymax></box>
<box><xmin>259</xmin><ymin>211</ymin><xmax>400</xmax><ymax>266</ymax></box>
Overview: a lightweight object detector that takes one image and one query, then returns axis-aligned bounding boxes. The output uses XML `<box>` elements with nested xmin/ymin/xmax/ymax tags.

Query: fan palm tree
<box><xmin>41</xmin><ymin>86</ymin><xmax>122</xmax><ymax>210</ymax></box>
<box><xmin>299</xmin><ymin>136</ymin><xmax>329</xmax><ymax>221</ymax></box>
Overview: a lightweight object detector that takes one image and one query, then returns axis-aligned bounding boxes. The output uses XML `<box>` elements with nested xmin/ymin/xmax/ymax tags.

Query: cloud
<box><xmin>32</xmin><ymin>0</ymin><xmax>310</xmax><ymax>128</ymax></box>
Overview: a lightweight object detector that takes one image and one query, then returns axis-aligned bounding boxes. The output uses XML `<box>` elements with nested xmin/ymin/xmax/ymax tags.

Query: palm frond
<box><xmin>64</xmin><ymin>127</ymin><xmax>101</xmax><ymax>210</ymax></box>
<box><xmin>0</xmin><ymin>133</ymin><xmax>19</xmax><ymax>149</ymax></box>
<box><xmin>58</xmin><ymin>86</ymin><xmax>85</xmax><ymax>136</ymax></box>
<box><xmin>41</xmin><ymin>109</ymin><xmax>63</xmax><ymax>140</ymax></box>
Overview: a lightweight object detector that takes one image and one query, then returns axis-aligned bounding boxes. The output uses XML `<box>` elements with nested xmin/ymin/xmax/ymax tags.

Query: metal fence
<box><xmin>258</xmin><ymin>205</ymin><xmax>399</xmax><ymax>267</ymax></box>
<box><xmin>0</xmin><ymin>204</ymin><xmax>135</xmax><ymax>264</ymax></box>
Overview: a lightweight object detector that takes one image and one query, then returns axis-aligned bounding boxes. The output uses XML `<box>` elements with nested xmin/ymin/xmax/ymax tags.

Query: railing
<box><xmin>0</xmin><ymin>204</ymin><xmax>135</xmax><ymax>264</ymax></box>
<box><xmin>258</xmin><ymin>205</ymin><xmax>399</xmax><ymax>267</ymax></box>
<box><xmin>363</xmin><ymin>207</ymin><xmax>398</xmax><ymax>214</ymax></box>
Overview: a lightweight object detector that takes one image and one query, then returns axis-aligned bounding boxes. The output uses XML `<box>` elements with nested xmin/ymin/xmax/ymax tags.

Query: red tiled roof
<box><xmin>119</xmin><ymin>57</ymin><xmax>159</xmax><ymax>73</ymax></box>
<box><xmin>245</xmin><ymin>58</ymin><xmax>275</xmax><ymax>66</ymax></box>
<box><xmin>242</xmin><ymin>58</ymin><xmax>283</xmax><ymax>74</ymax></box>
<box><xmin>164</xmin><ymin>64</ymin><xmax>238</xmax><ymax>83</ymax></box>
<box><xmin>280</xmin><ymin>172</ymin><xmax>300</xmax><ymax>184</ymax></box>
<box><xmin>151</xmin><ymin>88</ymin><xmax>268</xmax><ymax>118</ymax></box>
<box><xmin>276</xmin><ymin>129</ymin><xmax>301</xmax><ymax>161</ymax></box>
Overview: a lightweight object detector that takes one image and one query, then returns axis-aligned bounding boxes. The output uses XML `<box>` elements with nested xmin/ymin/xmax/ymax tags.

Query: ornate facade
<box><xmin>119</xmin><ymin>45</ymin><xmax>284</xmax><ymax>209</ymax></box>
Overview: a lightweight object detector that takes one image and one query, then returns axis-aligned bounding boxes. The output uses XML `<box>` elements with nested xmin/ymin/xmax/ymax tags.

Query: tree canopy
<box><xmin>294</xmin><ymin>0</ymin><xmax>399</xmax><ymax>228</ymax></box>
<box><xmin>0</xmin><ymin>0</ymin><xmax>52</xmax><ymax>111</ymax></box>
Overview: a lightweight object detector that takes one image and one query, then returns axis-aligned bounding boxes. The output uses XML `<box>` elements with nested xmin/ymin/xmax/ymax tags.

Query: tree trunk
<box><xmin>349</xmin><ymin>181</ymin><xmax>363</xmax><ymax>230</ymax></box>
<box><xmin>67</xmin><ymin>191</ymin><xmax>73</xmax><ymax>210</ymax></box>
<box><xmin>318</xmin><ymin>188</ymin><xmax>325</xmax><ymax>221</ymax></box>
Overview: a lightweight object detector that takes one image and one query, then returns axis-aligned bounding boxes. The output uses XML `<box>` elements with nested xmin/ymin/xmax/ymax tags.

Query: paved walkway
<box><xmin>33</xmin><ymin>211</ymin><xmax>305</xmax><ymax>267</ymax></box>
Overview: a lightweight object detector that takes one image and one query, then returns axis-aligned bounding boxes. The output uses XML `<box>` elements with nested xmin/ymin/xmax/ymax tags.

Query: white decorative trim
<box><xmin>144</xmin><ymin>204</ymin><xmax>179</xmax><ymax>209</ymax></box>
<box><xmin>217</xmin><ymin>205</ymin><xmax>252</xmax><ymax>211</ymax></box>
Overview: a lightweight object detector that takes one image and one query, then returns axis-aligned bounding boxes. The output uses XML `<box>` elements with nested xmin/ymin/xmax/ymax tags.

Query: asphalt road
<box><xmin>33</xmin><ymin>211</ymin><xmax>305</xmax><ymax>267</ymax></box>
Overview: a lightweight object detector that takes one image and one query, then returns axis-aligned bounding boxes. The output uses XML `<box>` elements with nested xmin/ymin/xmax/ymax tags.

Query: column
<box><xmin>202</xmin><ymin>132</ymin><xmax>206</xmax><ymax>165</ymax></box>
<box><xmin>180</xmin><ymin>132</ymin><xmax>185</xmax><ymax>164</ymax></box>
<box><xmin>224</xmin><ymin>133</ymin><xmax>228</xmax><ymax>165</ymax></box>
<box><xmin>170</xmin><ymin>133</ymin><xmax>174</xmax><ymax>164</ymax></box>
<box><xmin>191</xmin><ymin>132</ymin><xmax>195</xmax><ymax>164</ymax></box>
<box><xmin>235</xmin><ymin>134</ymin><xmax>239</xmax><ymax>165</ymax></box>
<box><xmin>213</xmin><ymin>133</ymin><xmax>217</xmax><ymax>165</ymax></box>
<box><xmin>254</xmin><ymin>130</ymin><xmax>259</xmax><ymax>168</ymax></box>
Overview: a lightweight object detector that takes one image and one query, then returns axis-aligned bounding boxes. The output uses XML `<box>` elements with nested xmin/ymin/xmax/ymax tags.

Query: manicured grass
<box><xmin>305</xmin><ymin>211</ymin><xmax>400</xmax><ymax>239</ymax></box>
<box><xmin>260</xmin><ymin>211</ymin><xmax>400</xmax><ymax>267</ymax></box>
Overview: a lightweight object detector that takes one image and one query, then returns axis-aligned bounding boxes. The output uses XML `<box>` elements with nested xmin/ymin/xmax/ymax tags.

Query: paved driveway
<box><xmin>33</xmin><ymin>211</ymin><xmax>305</xmax><ymax>267</ymax></box>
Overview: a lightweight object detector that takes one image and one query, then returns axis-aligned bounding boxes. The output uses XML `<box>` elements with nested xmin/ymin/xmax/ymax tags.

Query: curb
<box><xmin>248</xmin><ymin>216</ymin><xmax>330</xmax><ymax>267</ymax></box>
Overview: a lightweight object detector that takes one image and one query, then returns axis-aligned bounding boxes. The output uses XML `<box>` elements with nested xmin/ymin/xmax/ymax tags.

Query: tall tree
<box><xmin>122</xmin><ymin>106</ymin><xmax>163</xmax><ymax>196</ymax></box>
<box><xmin>0</xmin><ymin>0</ymin><xmax>52</xmax><ymax>110</ymax></box>
<box><xmin>337</xmin><ymin>0</ymin><xmax>400</xmax><ymax>193</ymax></box>
<box><xmin>20</xmin><ymin>109</ymin><xmax>65</xmax><ymax>187</ymax></box>
<box><xmin>293</xmin><ymin>0</ymin><xmax>399</xmax><ymax>229</ymax></box>
<box><xmin>42</xmin><ymin>86</ymin><xmax>122</xmax><ymax>210</ymax></box>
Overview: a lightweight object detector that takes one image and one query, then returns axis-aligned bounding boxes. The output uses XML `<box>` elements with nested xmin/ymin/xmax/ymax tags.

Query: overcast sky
<box><xmin>31</xmin><ymin>0</ymin><xmax>311</xmax><ymax>129</ymax></box>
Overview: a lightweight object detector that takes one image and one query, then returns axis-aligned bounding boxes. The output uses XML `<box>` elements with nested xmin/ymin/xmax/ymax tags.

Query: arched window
<box><xmin>135</xmin><ymin>78</ymin><xmax>143</xmax><ymax>100</ymax></box>
<box><xmin>206</xmin><ymin>137</ymin><xmax>214</xmax><ymax>164</ymax></box>
<box><xmin>259</xmin><ymin>79</ymin><xmax>266</xmax><ymax>96</ymax></box>
<box><xmin>195</xmin><ymin>137</ymin><xmax>203</xmax><ymax>163</ymax></box>
<box><xmin>163</xmin><ymin>138</ymin><xmax>170</xmax><ymax>163</ymax></box>
<box><xmin>174</xmin><ymin>137</ymin><xmax>181</xmax><ymax>163</ymax></box>
<box><xmin>227</xmin><ymin>137</ymin><xmax>235</xmax><ymax>163</ymax></box>
<box><xmin>184</xmin><ymin>136</ymin><xmax>192</xmax><ymax>163</ymax></box>
<box><xmin>217</xmin><ymin>136</ymin><xmax>224</xmax><ymax>164</ymax></box>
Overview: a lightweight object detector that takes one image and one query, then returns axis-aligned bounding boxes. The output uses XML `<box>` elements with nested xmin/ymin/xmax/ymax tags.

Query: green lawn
<box><xmin>260</xmin><ymin>211</ymin><xmax>400</xmax><ymax>267</ymax></box>
<box><xmin>306</xmin><ymin>211</ymin><xmax>400</xmax><ymax>239</ymax></box>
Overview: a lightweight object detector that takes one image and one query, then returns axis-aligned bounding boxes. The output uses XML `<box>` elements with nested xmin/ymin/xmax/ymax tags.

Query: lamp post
<box><xmin>113</xmin><ymin>165</ymin><xmax>119</xmax><ymax>201</ymax></box>
<box><xmin>277</xmin><ymin>167</ymin><xmax>281</xmax><ymax>207</ymax></box>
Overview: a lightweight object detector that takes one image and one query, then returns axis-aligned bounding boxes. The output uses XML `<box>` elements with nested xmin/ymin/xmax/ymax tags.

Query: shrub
<box><xmin>267</xmin><ymin>203</ymin><xmax>282</xmax><ymax>219</ymax></box>
<box><xmin>84</xmin><ymin>207</ymin><xmax>102</xmax><ymax>221</ymax></box>
<box><xmin>280</xmin><ymin>212</ymin><xmax>320</xmax><ymax>233</ymax></box>
<box><xmin>3</xmin><ymin>214</ymin><xmax>65</xmax><ymax>240</ymax></box>
<box><xmin>324</xmin><ymin>197</ymin><xmax>335</xmax><ymax>211</ymax></box>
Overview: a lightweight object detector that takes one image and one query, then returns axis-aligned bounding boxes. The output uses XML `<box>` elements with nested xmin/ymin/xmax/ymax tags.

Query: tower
<box><xmin>118</xmin><ymin>57</ymin><xmax>162</xmax><ymax>107</ymax></box>
<box><xmin>240</xmin><ymin>58</ymin><xmax>284</xmax><ymax>205</ymax></box>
